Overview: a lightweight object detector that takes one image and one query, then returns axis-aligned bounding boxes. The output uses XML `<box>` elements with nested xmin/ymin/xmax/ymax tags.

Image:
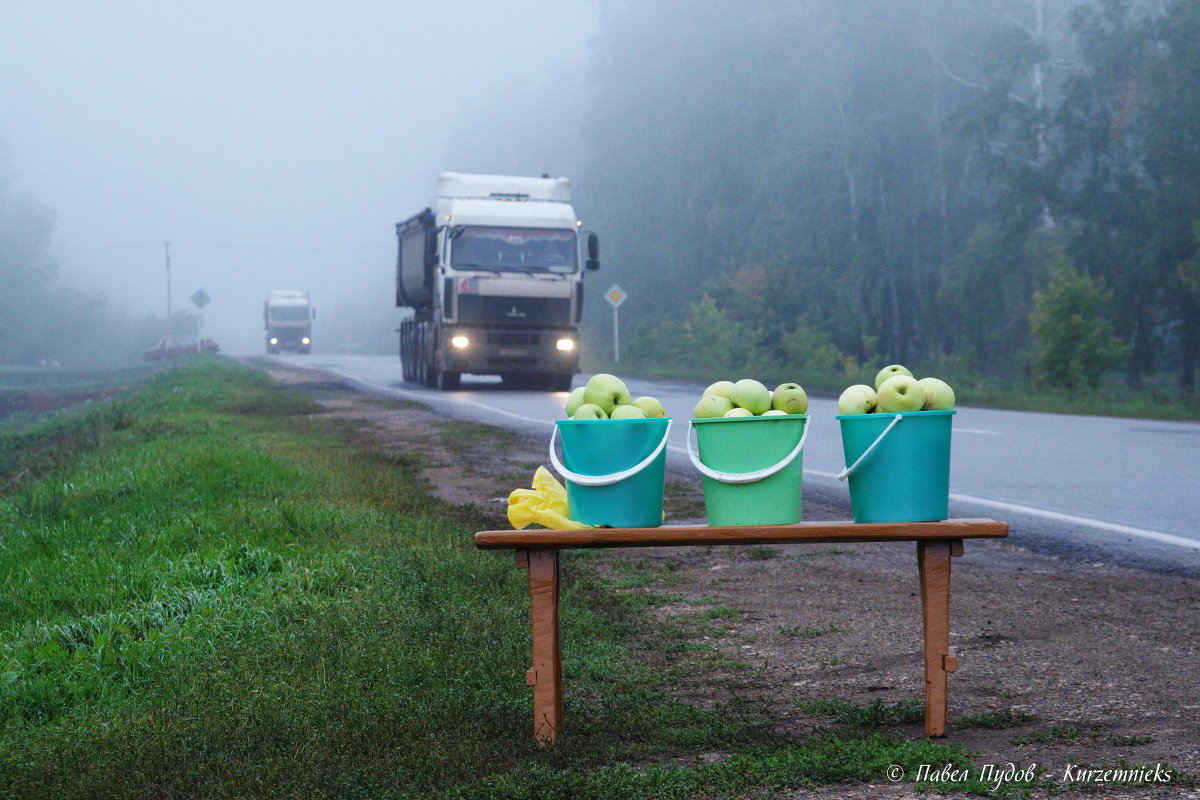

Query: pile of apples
<box><xmin>838</xmin><ymin>365</ymin><xmax>955</xmax><ymax>415</ymax></box>
<box><xmin>693</xmin><ymin>378</ymin><xmax>808</xmax><ymax>418</ymax></box>
<box><xmin>564</xmin><ymin>373</ymin><xmax>666</xmax><ymax>420</ymax></box>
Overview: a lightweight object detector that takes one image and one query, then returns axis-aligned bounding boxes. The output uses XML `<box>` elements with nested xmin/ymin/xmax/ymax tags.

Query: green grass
<box><xmin>744</xmin><ymin>545</ymin><xmax>778</xmax><ymax>560</ymax></box>
<box><xmin>780</xmin><ymin>623</ymin><xmax>848</xmax><ymax>639</ymax></box>
<box><xmin>1011</xmin><ymin>726</ymin><xmax>1154</xmax><ymax>746</ymax></box>
<box><xmin>800</xmin><ymin>697</ymin><xmax>926</xmax><ymax>727</ymax></box>
<box><xmin>0</xmin><ymin>359</ymin><xmax>997</xmax><ymax>798</ymax></box>
<box><xmin>953</xmin><ymin>708</ymin><xmax>1040</xmax><ymax>730</ymax></box>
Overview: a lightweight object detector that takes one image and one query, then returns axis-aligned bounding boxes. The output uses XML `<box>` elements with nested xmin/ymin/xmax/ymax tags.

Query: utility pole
<box><xmin>165</xmin><ymin>241</ymin><xmax>172</xmax><ymax>339</ymax></box>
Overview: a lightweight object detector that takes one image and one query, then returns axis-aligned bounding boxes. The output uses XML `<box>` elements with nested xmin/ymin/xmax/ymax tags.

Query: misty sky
<box><xmin>0</xmin><ymin>2</ymin><xmax>599</xmax><ymax>354</ymax></box>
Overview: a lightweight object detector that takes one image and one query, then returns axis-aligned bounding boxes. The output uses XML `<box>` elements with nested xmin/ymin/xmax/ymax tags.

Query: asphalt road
<box><xmin>271</xmin><ymin>354</ymin><xmax>1200</xmax><ymax>574</ymax></box>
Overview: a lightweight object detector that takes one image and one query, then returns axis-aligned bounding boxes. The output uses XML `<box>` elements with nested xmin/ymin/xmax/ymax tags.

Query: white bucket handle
<box><xmin>549</xmin><ymin>419</ymin><xmax>674</xmax><ymax>487</ymax></box>
<box><xmin>837</xmin><ymin>413</ymin><xmax>903</xmax><ymax>481</ymax></box>
<box><xmin>686</xmin><ymin>418</ymin><xmax>809</xmax><ymax>485</ymax></box>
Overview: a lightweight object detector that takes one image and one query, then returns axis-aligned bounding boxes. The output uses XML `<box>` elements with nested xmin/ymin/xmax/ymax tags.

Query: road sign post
<box><xmin>604</xmin><ymin>284</ymin><xmax>627</xmax><ymax>364</ymax></box>
<box><xmin>191</xmin><ymin>289</ymin><xmax>211</xmax><ymax>338</ymax></box>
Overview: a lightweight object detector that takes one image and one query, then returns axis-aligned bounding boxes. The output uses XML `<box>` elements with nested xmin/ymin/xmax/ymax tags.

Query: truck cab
<box><xmin>264</xmin><ymin>290</ymin><xmax>315</xmax><ymax>354</ymax></box>
<box><xmin>396</xmin><ymin>173</ymin><xmax>598</xmax><ymax>390</ymax></box>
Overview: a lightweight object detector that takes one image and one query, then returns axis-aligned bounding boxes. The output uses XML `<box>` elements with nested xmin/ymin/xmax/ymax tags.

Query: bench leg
<box><xmin>917</xmin><ymin>539</ymin><xmax>962</xmax><ymax>737</ymax></box>
<box><xmin>517</xmin><ymin>548</ymin><xmax>563</xmax><ymax>746</ymax></box>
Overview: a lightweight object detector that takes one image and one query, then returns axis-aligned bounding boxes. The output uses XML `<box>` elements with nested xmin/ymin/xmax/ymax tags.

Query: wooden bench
<box><xmin>474</xmin><ymin>518</ymin><xmax>1008</xmax><ymax>744</ymax></box>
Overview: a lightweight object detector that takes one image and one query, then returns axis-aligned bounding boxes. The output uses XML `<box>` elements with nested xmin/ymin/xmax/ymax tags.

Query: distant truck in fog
<box><xmin>395</xmin><ymin>172</ymin><xmax>598</xmax><ymax>390</ymax></box>
<box><xmin>264</xmin><ymin>290</ymin><xmax>315</xmax><ymax>354</ymax></box>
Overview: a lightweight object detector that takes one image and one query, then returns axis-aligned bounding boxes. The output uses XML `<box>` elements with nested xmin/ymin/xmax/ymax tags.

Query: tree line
<box><xmin>574</xmin><ymin>0</ymin><xmax>1199</xmax><ymax>395</ymax></box>
<box><xmin>0</xmin><ymin>164</ymin><xmax>166</xmax><ymax>368</ymax></box>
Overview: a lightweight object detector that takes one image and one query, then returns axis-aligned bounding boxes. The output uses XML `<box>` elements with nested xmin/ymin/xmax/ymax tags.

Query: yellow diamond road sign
<box><xmin>604</xmin><ymin>284</ymin><xmax>627</xmax><ymax>308</ymax></box>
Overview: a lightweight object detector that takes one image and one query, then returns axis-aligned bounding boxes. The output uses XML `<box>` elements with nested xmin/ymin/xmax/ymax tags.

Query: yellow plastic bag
<box><xmin>507</xmin><ymin>466</ymin><xmax>590</xmax><ymax>530</ymax></box>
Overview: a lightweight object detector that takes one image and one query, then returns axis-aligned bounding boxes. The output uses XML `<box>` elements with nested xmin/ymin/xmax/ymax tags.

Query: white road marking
<box><xmin>806</xmin><ymin>470</ymin><xmax>1197</xmax><ymax>549</ymax></box>
<box><xmin>947</xmin><ymin>494</ymin><xmax>1200</xmax><ymax>550</ymax></box>
<box><xmin>315</xmin><ymin>366</ymin><xmax>556</xmax><ymax>427</ymax></box>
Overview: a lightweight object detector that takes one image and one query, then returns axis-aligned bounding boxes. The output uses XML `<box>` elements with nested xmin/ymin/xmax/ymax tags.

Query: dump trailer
<box><xmin>395</xmin><ymin>172</ymin><xmax>598</xmax><ymax>390</ymax></box>
<box><xmin>264</xmin><ymin>290</ymin><xmax>315</xmax><ymax>354</ymax></box>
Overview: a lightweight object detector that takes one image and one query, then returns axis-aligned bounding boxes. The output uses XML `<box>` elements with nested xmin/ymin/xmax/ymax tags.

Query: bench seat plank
<box><xmin>475</xmin><ymin>517</ymin><xmax>1007</xmax><ymax>549</ymax></box>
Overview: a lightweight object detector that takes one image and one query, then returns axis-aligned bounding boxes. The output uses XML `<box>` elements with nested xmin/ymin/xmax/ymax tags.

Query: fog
<box><xmin>5</xmin><ymin>2</ymin><xmax>1195</xmax><ymax>391</ymax></box>
<box><xmin>0</xmin><ymin>2</ymin><xmax>599</xmax><ymax>355</ymax></box>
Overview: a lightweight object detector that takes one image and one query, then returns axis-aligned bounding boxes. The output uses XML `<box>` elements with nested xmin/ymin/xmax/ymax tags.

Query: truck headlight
<box><xmin>450</xmin><ymin>335</ymin><xmax>470</xmax><ymax>349</ymax></box>
<box><xmin>301</xmin><ymin>337</ymin><xmax>311</xmax><ymax>345</ymax></box>
<box><xmin>270</xmin><ymin>337</ymin><xmax>279</xmax><ymax>345</ymax></box>
<box><xmin>555</xmin><ymin>338</ymin><xmax>575</xmax><ymax>352</ymax></box>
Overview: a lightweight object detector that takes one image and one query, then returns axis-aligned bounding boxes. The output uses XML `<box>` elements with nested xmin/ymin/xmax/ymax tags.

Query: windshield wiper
<box><xmin>453</xmin><ymin>263</ymin><xmax>505</xmax><ymax>277</ymax></box>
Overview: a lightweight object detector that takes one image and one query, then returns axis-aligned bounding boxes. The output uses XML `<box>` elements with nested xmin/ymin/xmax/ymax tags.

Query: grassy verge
<box><xmin>0</xmin><ymin>358</ymin><xmax>1052</xmax><ymax>798</ymax></box>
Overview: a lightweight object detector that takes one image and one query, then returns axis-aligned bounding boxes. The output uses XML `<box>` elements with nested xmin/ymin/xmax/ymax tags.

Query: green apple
<box><xmin>723</xmin><ymin>407</ymin><xmax>754</xmax><ymax>417</ymax></box>
<box><xmin>874</xmin><ymin>364</ymin><xmax>913</xmax><ymax>390</ymax></box>
<box><xmin>565</xmin><ymin>386</ymin><xmax>586</xmax><ymax>417</ymax></box>
<box><xmin>583</xmin><ymin>373</ymin><xmax>631</xmax><ymax>415</ymax></box>
<box><xmin>876</xmin><ymin>375</ymin><xmax>926</xmax><ymax>413</ymax></box>
<box><xmin>631</xmin><ymin>395</ymin><xmax>666</xmax><ymax>418</ymax></box>
<box><xmin>703</xmin><ymin>380</ymin><xmax>735</xmax><ymax>399</ymax></box>
<box><xmin>917</xmin><ymin>377</ymin><xmax>955</xmax><ymax>410</ymax></box>
<box><xmin>837</xmin><ymin>384</ymin><xmax>878</xmax><ymax>415</ymax></box>
<box><xmin>730</xmin><ymin>378</ymin><xmax>772</xmax><ymax>415</ymax></box>
<box><xmin>572</xmin><ymin>403</ymin><xmax>608</xmax><ymax>420</ymax></box>
<box><xmin>610</xmin><ymin>404</ymin><xmax>648</xmax><ymax>419</ymax></box>
<box><xmin>771</xmin><ymin>382</ymin><xmax>808</xmax><ymax>414</ymax></box>
<box><xmin>762</xmin><ymin>409</ymin><xmax>787</xmax><ymax>416</ymax></box>
<box><xmin>693</xmin><ymin>394</ymin><xmax>734</xmax><ymax>418</ymax></box>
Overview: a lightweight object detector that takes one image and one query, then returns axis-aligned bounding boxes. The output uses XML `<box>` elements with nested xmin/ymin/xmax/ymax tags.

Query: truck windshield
<box><xmin>450</xmin><ymin>226</ymin><xmax>577</xmax><ymax>274</ymax></box>
<box><xmin>270</xmin><ymin>306</ymin><xmax>309</xmax><ymax>321</ymax></box>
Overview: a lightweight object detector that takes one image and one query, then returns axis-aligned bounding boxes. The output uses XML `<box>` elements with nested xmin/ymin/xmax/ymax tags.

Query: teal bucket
<box><xmin>688</xmin><ymin>414</ymin><xmax>808</xmax><ymax>526</ymax></box>
<box><xmin>836</xmin><ymin>409</ymin><xmax>955</xmax><ymax>523</ymax></box>
<box><xmin>550</xmin><ymin>417</ymin><xmax>672</xmax><ymax>528</ymax></box>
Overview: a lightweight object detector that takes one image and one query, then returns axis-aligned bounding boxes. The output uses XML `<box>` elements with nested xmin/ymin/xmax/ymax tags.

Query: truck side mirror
<box><xmin>311</xmin><ymin>308</ymin><xmax>317</xmax><ymax>319</ymax></box>
<box><xmin>586</xmin><ymin>232</ymin><xmax>599</xmax><ymax>271</ymax></box>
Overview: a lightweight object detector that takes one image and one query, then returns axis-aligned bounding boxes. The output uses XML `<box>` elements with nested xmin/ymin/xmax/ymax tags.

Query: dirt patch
<box><xmin>0</xmin><ymin>388</ymin><xmax>121</xmax><ymax>422</ymax></box>
<box><xmin>265</xmin><ymin>365</ymin><xmax>1200</xmax><ymax>797</ymax></box>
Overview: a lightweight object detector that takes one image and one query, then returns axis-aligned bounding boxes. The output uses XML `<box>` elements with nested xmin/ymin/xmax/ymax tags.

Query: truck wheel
<box><xmin>550</xmin><ymin>373</ymin><xmax>574</xmax><ymax>392</ymax></box>
<box><xmin>421</xmin><ymin>352</ymin><xmax>436</xmax><ymax>388</ymax></box>
<box><xmin>436</xmin><ymin>369</ymin><xmax>461</xmax><ymax>391</ymax></box>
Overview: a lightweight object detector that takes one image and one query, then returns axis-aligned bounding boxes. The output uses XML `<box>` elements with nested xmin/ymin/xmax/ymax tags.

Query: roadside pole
<box><xmin>165</xmin><ymin>242</ymin><xmax>172</xmax><ymax>340</ymax></box>
<box><xmin>191</xmin><ymin>289</ymin><xmax>211</xmax><ymax>339</ymax></box>
<box><xmin>604</xmin><ymin>284</ymin><xmax>627</xmax><ymax>365</ymax></box>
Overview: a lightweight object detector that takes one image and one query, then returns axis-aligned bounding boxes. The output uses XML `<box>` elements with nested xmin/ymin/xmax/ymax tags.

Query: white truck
<box><xmin>264</xmin><ymin>290</ymin><xmax>315</xmax><ymax>354</ymax></box>
<box><xmin>395</xmin><ymin>172</ymin><xmax>598</xmax><ymax>390</ymax></box>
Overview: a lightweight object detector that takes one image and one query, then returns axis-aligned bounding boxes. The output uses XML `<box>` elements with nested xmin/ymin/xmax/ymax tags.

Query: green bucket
<box><xmin>550</xmin><ymin>417</ymin><xmax>672</xmax><ymax>528</ymax></box>
<box><xmin>688</xmin><ymin>414</ymin><xmax>809</xmax><ymax>526</ymax></box>
<box><xmin>836</xmin><ymin>410</ymin><xmax>955</xmax><ymax>523</ymax></box>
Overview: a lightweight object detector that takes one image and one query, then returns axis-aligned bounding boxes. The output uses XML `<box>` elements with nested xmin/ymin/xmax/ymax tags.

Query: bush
<box><xmin>1030</xmin><ymin>258</ymin><xmax>1128</xmax><ymax>390</ymax></box>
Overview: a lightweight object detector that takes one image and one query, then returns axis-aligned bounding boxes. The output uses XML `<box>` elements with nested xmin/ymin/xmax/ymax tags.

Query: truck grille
<box><xmin>487</xmin><ymin>332</ymin><xmax>541</xmax><ymax>347</ymax></box>
<box><xmin>456</xmin><ymin>296</ymin><xmax>571</xmax><ymax>326</ymax></box>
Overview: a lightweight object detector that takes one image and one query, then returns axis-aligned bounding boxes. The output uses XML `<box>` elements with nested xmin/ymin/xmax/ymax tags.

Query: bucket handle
<box><xmin>548</xmin><ymin>419</ymin><xmax>674</xmax><ymax>487</ymax></box>
<box><xmin>836</xmin><ymin>413</ymin><xmax>903</xmax><ymax>481</ymax></box>
<box><xmin>686</xmin><ymin>418</ymin><xmax>809</xmax><ymax>485</ymax></box>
